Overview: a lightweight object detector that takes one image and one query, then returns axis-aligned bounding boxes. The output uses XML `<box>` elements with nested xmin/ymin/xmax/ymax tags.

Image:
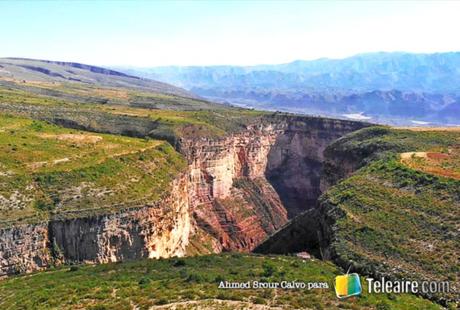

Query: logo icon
<box><xmin>335</xmin><ymin>272</ymin><xmax>362</xmax><ymax>299</ymax></box>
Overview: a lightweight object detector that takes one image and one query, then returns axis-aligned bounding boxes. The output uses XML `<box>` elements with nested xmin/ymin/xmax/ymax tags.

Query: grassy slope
<box><xmin>0</xmin><ymin>78</ymin><xmax>212</xmax><ymax>110</ymax></box>
<box><xmin>0</xmin><ymin>84</ymin><xmax>266</xmax><ymax>140</ymax></box>
<box><xmin>321</xmin><ymin>127</ymin><xmax>460</xmax><ymax>304</ymax></box>
<box><xmin>0</xmin><ymin>114</ymin><xmax>186</xmax><ymax>227</ymax></box>
<box><xmin>0</xmin><ymin>254</ymin><xmax>440</xmax><ymax>310</ymax></box>
<box><xmin>0</xmin><ymin>58</ymin><xmax>194</xmax><ymax>98</ymax></box>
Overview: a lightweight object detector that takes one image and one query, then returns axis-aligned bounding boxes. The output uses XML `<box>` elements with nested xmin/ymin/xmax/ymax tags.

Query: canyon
<box><xmin>0</xmin><ymin>114</ymin><xmax>368</xmax><ymax>276</ymax></box>
<box><xmin>180</xmin><ymin>116</ymin><xmax>367</xmax><ymax>253</ymax></box>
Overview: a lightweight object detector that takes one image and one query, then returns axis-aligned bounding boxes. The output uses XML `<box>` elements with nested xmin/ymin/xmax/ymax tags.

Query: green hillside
<box><xmin>0</xmin><ymin>58</ymin><xmax>270</xmax><ymax>143</ymax></box>
<box><xmin>0</xmin><ymin>254</ymin><xmax>440</xmax><ymax>310</ymax></box>
<box><xmin>0</xmin><ymin>114</ymin><xmax>186</xmax><ymax>227</ymax></box>
<box><xmin>321</xmin><ymin>127</ymin><xmax>460</xmax><ymax>305</ymax></box>
<box><xmin>0</xmin><ymin>83</ymin><xmax>266</xmax><ymax>141</ymax></box>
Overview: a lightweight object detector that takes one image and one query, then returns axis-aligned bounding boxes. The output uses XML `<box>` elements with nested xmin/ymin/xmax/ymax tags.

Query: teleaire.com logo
<box><xmin>334</xmin><ymin>272</ymin><xmax>362</xmax><ymax>299</ymax></box>
<box><xmin>334</xmin><ymin>270</ymin><xmax>452</xmax><ymax>299</ymax></box>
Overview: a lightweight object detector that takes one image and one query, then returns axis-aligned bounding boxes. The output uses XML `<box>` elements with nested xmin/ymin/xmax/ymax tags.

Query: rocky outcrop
<box><xmin>0</xmin><ymin>223</ymin><xmax>50</xmax><ymax>276</ymax></box>
<box><xmin>0</xmin><ymin>173</ymin><xmax>191</xmax><ymax>276</ymax></box>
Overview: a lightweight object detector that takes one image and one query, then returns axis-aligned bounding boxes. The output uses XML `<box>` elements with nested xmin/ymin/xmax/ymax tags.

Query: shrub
<box><xmin>33</xmin><ymin>200</ymin><xmax>53</xmax><ymax>211</ymax></box>
<box><xmin>172</xmin><ymin>259</ymin><xmax>186</xmax><ymax>267</ymax></box>
<box><xmin>155</xmin><ymin>298</ymin><xmax>168</xmax><ymax>305</ymax></box>
<box><xmin>262</xmin><ymin>261</ymin><xmax>276</xmax><ymax>277</ymax></box>
<box><xmin>186</xmin><ymin>273</ymin><xmax>207</xmax><ymax>283</ymax></box>
<box><xmin>138</xmin><ymin>276</ymin><xmax>151</xmax><ymax>286</ymax></box>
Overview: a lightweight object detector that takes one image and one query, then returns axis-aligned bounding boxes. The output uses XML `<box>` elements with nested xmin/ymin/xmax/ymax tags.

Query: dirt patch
<box><xmin>422</xmin><ymin>167</ymin><xmax>460</xmax><ymax>179</ymax></box>
<box><xmin>426</xmin><ymin>152</ymin><xmax>449</xmax><ymax>160</ymax></box>
<box><xmin>400</xmin><ymin>148</ymin><xmax>460</xmax><ymax>180</ymax></box>
<box><xmin>394</xmin><ymin>126</ymin><xmax>460</xmax><ymax>132</ymax></box>
<box><xmin>39</xmin><ymin>133</ymin><xmax>103</xmax><ymax>144</ymax></box>
<box><xmin>27</xmin><ymin>161</ymin><xmax>48</xmax><ymax>170</ymax></box>
<box><xmin>400</xmin><ymin>152</ymin><xmax>427</xmax><ymax>160</ymax></box>
<box><xmin>53</xmin><ymin>158</ymin><xmax>70</xmax><ymax>164</ymax></box>
<box><xmin>149</xmin><ymin>299</ymin><xmax>283</xmax><ymax>310</ymax></box>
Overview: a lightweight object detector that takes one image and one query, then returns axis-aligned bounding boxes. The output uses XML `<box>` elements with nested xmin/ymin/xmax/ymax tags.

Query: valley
<box><xmin>121</xmin><ymin>52</ymin><xmax>460</xmax><ymax>126</ymax></box>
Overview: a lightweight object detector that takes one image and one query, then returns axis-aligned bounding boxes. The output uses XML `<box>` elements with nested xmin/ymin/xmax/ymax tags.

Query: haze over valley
<box><xmin>118</xmin><ymin>52</ymin><xmax>460</xmax><ymax>126</ymax></box>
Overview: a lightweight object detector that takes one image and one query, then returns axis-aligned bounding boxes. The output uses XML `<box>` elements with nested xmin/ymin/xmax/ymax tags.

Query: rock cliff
<box><xmin>180</xmin><ymin>116</ymin><xmax>368</xmax><ymax>251</ymax></box>
<box><xmin>0</xmin><ymin>173</ymin><xmax>191</xmax><ymax>276</ymax></box>
<box><xmin>0</xmin><ymin>114</ymin><xmax>368</xmax><ymax>275</ymax></box>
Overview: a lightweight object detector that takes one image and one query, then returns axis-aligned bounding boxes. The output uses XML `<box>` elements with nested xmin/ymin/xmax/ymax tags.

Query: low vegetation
<box><xmin>0</xmin><ymin>114</ymin><xmax>186</xmax><ymax>226</ymax></box>
<box><xmin>0</xmin><ymin>85</ymin><xmax>266</xmax><ymax>140</ymax></box>
<box><xmin>0</xmin><ymin>254</ymin><xmax>440</xmax><ymax>309</ymax></box>
<box><xmin>321</xmin><ymin>127</ymin><xmax>460</xmax><ymax>305</ymax></box>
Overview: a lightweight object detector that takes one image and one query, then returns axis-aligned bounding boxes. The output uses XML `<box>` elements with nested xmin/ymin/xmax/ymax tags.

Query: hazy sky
<box><xmin>1</xmin><ymin>0</ymin><xmax>460</xmax><ymax>66</ymax></box>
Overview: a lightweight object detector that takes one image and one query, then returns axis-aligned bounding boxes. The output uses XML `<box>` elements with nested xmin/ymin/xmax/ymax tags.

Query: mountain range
<box><xmin>117</xmin><ymin>52</ymin><xmax>460</xmax><ymax>125</ymax></box>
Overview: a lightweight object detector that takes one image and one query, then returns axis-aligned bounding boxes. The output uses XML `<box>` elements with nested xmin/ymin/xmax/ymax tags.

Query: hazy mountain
<box><xmin>117</xmin><ymin>52</ymin><xmax>460</xmax><ymax>125</ymax></box>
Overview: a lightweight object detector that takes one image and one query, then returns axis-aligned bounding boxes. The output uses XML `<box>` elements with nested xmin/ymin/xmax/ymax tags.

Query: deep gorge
<box><xmin>180</xmin><ymin>116</ymin><xmax>368</xmax><ymax>253</ymax></box>
<box><xmin>0</xmin><ymin>113</ymin><xmax>368</xmax><ymax>276</ymax></box>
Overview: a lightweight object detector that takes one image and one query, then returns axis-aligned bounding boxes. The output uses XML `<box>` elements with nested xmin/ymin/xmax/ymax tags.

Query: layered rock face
<box><xmin>179</xmin><ymin>124</ymin><xmax>287</xmax><ymax>252</ymax></box>
<box><xmin>180</xmin><ymin>116</ymin><xmax>367</xmax><ymax>251</ymax></box>
<box><xmin>0</xmin><ymin>173</ymin><xmax>191</xmax><ymax>276</ymax></box>
<box><xmin>50</xmin><ymin>174</ymin><xmax>191</xmax><ymax>263</ymax></box>
<box><xmin>266</xmin><ymin>117</ymin><xmax>364</xmax><ymax>217</ymax></box>
<box><xmin>0</xmin><ymin>223</ymin><xmax>50</xmax><ymax>276</ymax></box>
<box><xmin>0</xmin><ymin>115</ymin><xmax>367</xmax><ymax>275</ymax></box>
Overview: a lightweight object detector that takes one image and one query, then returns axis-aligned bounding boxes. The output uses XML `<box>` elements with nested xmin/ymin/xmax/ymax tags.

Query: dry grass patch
<box><xmin>38</xmin><ymin>133</ymin><xmax>103</xmax><ymax>144</ymax></box>
<box><xmin>401</xmin><ymin>147</ymin><xmax>460</xmax><ymax>180</ymax></box>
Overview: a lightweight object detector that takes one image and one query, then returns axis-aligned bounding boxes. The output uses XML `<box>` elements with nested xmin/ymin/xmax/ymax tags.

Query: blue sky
<box><xmin>1</xmin><ymin>0</ymin><xmax>460</xmax><ymax>66</ymax></box>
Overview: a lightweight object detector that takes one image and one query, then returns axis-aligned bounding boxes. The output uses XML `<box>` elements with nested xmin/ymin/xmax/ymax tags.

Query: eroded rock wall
<box><xmin>179</xmin><ymin>123</ymin><xmax>287</xmax><ymax>252</ymax></box>
<box><xmin>266</xmin><ymin>117</ymin><xmax>365</xmax><ymax>217</ymax></box>
<box><xmin>0</xmin><ymin>223</ymin><xmax>50</xmax><ymax>276</ymax></box>
<box><xmin>50</xmin><ymin>173</ymin><xmax>191</xmax><ymax>264</ymax></box>
<box><xmin>0</xmin><ymin>173</ymin><xmax>191</xmax><ymax>276</ymax></box>
<box><xmin>180</xmin><ymin>116</ymin><xmax>367</xmax><ymax>251</ymax></box>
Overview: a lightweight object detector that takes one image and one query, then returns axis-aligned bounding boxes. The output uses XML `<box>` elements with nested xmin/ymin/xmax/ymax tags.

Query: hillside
<box><xmin>0</xmin><ymin>58</ymin><xmax>195</xmax><ymax>98</ymax></box>
<box><xmin>119</xmin><ymin>52</ymin><xmax>460</xmax><ymax>125</ymax></box>
<box><xmin>0</xmin><ymin>254</ymin><xmax>440</xmax><ymax>310</ymax></box>
<box><xmin>0</xmin><ymin>114</ymin><xmax>186</xmax><ymax>226</ymax></box>
<box><xmin>0</xmin><ymin>60</ymin><xmax>267</xmax><ymax>142</ymax></box>
<box><xmin>0</xmin><ymin>58</ymin><xmax>233</xmax><ymax>113</ymax></box>
<box><xmin>256</xmin><ymin>127</ymin><xmax>460</xmax><ymax>306</ymax></box>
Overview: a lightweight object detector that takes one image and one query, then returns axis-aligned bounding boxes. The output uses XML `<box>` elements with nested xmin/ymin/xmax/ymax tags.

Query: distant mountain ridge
<box><xmin>5</xmin><ymin>57</ymin><xmax>141</xmax><ymax>79</ymax></box>
<box><xmin>0</xmin><ymin>57</ymin><xmax>196</xmax><ymax>98</ymax></box>
<box><xmin>117</xmin><ymin>52</ymin><xmax>460</xmax><ymax>125</ymax></box>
